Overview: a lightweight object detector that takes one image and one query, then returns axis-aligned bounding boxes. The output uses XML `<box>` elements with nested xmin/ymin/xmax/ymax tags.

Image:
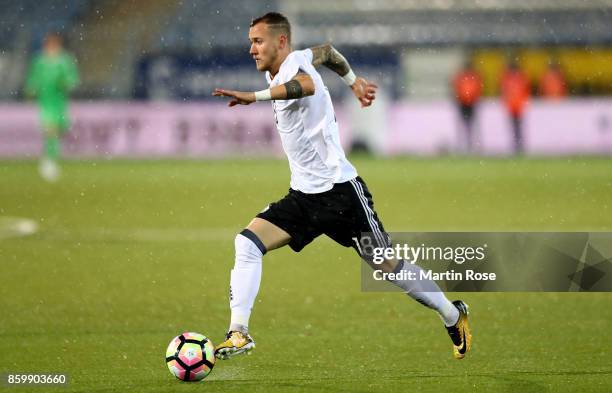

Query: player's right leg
<box><xmin>445</xmin><ymin>300</ymin><xmax>471</xmax><ymax>359</ymax></box>
<box><xmin>38</xmin><ymin>121</ymin><xmax>61</xmax><ymax>182</ymax></box>
<box><xmin>215</xmin><ymin>217</ymin><xmax>291</xmax><ymax>360</ymax></box>
<box><xmin>362</xmin><ymin>254</ymin><xmax>471</xmax><ymax>358</ymax></box>
<box><xmin>344</xmin><ymin>177</ymin><xmax>471</xmax><ymax>359</ymax></box>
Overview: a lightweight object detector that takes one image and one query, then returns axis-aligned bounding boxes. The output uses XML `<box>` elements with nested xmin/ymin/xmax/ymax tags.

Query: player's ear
<box><xmin>278</xmin><ymin>34</ymin><xmax>288</xmax><ymax>49</ymax></box>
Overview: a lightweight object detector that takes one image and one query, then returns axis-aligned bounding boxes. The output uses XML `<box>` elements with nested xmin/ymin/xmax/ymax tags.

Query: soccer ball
<box><xmin>165</xmin><ymin>332</ymin><xmax>215</xmax><ymax>382</ymax></box>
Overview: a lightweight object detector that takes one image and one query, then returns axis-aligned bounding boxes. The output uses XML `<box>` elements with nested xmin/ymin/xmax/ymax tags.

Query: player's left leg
<box><xmin>215</xmin><ymin>217</ymin><xmax>293</xmax><ymax>360</ymax></box>
<box><xmin>228</xmin><ymin>217</ymin><xmax>290</xmax><ymax>333</ymax></box>
<box><xmin>511</xmin><ymin>113</ymin><xmax>523</xmax><ymax>154</ymax></box>
<box><xmin>39</xmin><ymin>124</ymin><xmax>61</xmax><ymax>182</ymax></box>
<box><xmin>38</xmin><ymin>108</ymin><xmax>69</xmax><ymax>182</ymax></box>
<box><xmin>216</xmin><ymin>190</ymin><xmax>323</xmax><ymax>360</ymax></box>
<box><xmin>459</xmin><ymin>103</ymin><xmax>474</xmax><ymax>153</ymax></box>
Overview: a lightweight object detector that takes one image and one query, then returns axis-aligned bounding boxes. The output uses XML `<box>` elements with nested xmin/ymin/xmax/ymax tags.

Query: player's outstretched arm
<box><xmin>213</xmin><ymin>73</ymin><xmax>315</xmax><ymax>107</ymax></box>
<box><xmin>310</xmin><ymin>43</ymin><xmax>378</xmax><ymax>107</ymax></box>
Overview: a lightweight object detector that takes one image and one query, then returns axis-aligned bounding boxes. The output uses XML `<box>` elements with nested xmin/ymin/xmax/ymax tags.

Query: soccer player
<box><xmin>452</xmin><ymin>58</ymin><xmax>483</xmax><ymax>153</ymax></box>
<box><xmin>500</xmin><ymin>58</ymin><xmax>530</xmax><ymax>155</ymax></box>
<box><xmin>213</xmin><ymin>12</ymin><xmax>471</xmax><ymax>360</ymax></box>
<box><xmin>25</xmin><ymin>32</ymin><xmax>79</xmax><ymax>182</ymax></box>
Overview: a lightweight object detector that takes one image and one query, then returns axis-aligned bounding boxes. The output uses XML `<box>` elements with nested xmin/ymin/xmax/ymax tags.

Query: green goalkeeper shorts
<box><xmin>40</xmin><ymin>107</ymin><xmax>70</xmax><ymax>133</ymax></box>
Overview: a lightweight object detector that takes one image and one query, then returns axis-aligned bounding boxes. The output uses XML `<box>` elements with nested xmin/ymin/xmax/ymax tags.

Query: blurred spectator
<box><xmin>25</xmin><ymin>32</ymin><xmax>79</xmax><ymax>182</ymax></box>
<box><xmin>500</xmin><ymin>59</ymin><xmax>530</xmax><ymax>154</ymax></box>
<box><xmin>452</xmin><ymin>58</ymin><xmax>483</xmax><ymax>153</ymax></box>
<box><xmin>538</xmin><ymin>61</ymin><xmax>567</xmax><ymax>99</ymax></box>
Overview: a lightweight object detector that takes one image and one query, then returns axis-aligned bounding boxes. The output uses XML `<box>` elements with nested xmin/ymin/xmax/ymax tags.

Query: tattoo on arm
<box><xmin>310</xmin><ymin>44</ymin><xmax>351</xmax><ymax>77</ymax></box>
<box><xmin>283</xmin><ymin>79</ymin><xmax>303</xmax><ymax>99</ymax></box>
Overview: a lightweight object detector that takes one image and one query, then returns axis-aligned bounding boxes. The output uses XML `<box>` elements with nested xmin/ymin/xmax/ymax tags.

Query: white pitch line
<box><xmin>0</xmin><ymin>223</ymin><xmax>238</xmax><ymax>242</ymax></box>
<box><xmin>0</xmin><ymin>216</ymin><xmax>39</xmax><ymax>240</ymax></box>
<box><xmin>80</xmin><ymin>227</ymin><xmax>238</xmax><ymax>242</ymax></box>
<box><xmin>0</xmin><ymin>215</ymin><xmax>243</xmax><ymax>242</ymax></box>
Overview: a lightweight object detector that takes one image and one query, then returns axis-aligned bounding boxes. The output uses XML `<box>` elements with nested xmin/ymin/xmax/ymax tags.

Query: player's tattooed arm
<box><xmin>284</xmin><ymin>80</ymin><xmax>303</xmax><ymax>99</ymax></box>
<box><xmin>310</xmin><ymin>43</ymin><xmax>378</xmax><ymax>108</ymax></box>
<box><xmin>310</xmin><ymin>44</ymin><xmax>351</xmax><ymax>77</ymax></box>
<box><xmin>282</xmin><ymin>73</ymin><xmax>314</xmax><ymax>99</ymax></box>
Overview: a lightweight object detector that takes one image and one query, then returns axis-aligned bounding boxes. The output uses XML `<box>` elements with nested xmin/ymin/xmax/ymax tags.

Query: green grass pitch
<box><xmin>1</xmin><ymin>157</ymin><xmax>611</xmax><ymax>392</ymax></box>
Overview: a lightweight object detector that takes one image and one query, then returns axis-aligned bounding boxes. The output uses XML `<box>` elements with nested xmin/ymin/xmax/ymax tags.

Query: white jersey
<box><xmin>265</xmin><ymin>49</ymin><xmax>358</xmax><ymax>194</ymax></box>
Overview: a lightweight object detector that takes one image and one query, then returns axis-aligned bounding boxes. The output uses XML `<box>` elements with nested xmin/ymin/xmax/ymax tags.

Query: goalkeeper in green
<box><xmin>25</xmin><ymin>33</ymin><xmax>79</xmax><ymax>181</ymax></box>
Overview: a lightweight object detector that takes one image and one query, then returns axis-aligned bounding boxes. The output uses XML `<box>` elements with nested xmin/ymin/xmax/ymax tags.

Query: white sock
<box><xmin>388</xmin><ymin>260</ymin><xmax>459</xmax><ymax>326</ymax></box>
<box><xmin>228</xmin><ymin>231</ymin><xmax>265</xmax><ymax>333</ymax></box>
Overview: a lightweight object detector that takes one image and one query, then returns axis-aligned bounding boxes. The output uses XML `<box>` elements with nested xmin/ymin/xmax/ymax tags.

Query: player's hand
<box><xmin>212</xmin><ymin>88</ymin><xmax>256</xmax><ymax>107</ymax></box>
<box><xmin>351</xmin><ymin>77</ymin><xmax>378</xmax><ymax>108</ymax></box>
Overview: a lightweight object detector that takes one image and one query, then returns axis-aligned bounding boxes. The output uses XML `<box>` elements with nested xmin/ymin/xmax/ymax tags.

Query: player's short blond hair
<box><xmin>250</xmin><ymin>12</ymin><xmax>291</xmax><ymax>44</ymax></box>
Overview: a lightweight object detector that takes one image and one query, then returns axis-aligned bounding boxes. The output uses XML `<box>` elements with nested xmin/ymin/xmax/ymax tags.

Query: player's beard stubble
<box><xmin>256</xmin><ymin>46</ymin><xmax>278</xmax><ymax>73</ymax></box>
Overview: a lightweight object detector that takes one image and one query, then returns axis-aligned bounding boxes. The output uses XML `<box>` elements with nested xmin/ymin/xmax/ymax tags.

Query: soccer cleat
<box><xmin>445</xmin><ymin>300</ymin><xmax>472</xmax><ymax>359</ymax></box>
<box><xmin>214</xmin><ymin>331</ymin><xmax>255</xmax><ymax>360</ymax></box>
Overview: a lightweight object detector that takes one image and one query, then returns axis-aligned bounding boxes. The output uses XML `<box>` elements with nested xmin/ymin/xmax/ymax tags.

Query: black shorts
<box><xmin>459</xmin><ymin>103</ymin><xmax>475</xmax><ymax>120</ymax></box>
<box><xmin>256</xmin><ymin>176</ymin><xmax>390</xmax><ymax>253</ymax></box>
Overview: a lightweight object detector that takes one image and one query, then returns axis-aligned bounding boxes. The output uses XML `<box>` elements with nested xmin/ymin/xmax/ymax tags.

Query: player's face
<box><xmin>44</xmin><ymin>36</ymin><xmax>62</xmax><ymax>55</ymax></box>
<box><xmin>248</xmin><ymin>23</ymin><xmax>279</xmax><ymax>72</ymax></box>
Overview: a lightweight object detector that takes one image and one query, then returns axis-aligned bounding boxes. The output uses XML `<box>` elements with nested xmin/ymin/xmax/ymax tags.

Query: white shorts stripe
<box><xmin>349</xmin><ymin>179</ymin><xmax>387</xmax><ymax>247</ymax></box>
<box><xmin>354</xmin><ymin>180</ymin><xmax>387</xmax><ymax>247</ymax></box>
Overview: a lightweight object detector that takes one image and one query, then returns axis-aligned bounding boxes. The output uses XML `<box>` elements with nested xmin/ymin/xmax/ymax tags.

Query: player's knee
<box><xmin>234</xmin><ymin>229</ymin><xmax>267</xmax><ymax>262</ymax></box>
<box><xmin>378</xmin><ymin>259</ymin><xmax>398</xmax><ymax>274</ymax></box>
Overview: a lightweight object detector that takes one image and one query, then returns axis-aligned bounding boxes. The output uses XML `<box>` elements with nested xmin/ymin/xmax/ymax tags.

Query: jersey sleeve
<box><xmin>302</xmin><ymin>48</ymin><xmax>313</xmax><ymax>64</ymax></box>
<box><xmin>276</xmin><ymin>50</ymin><xmax>312</xmax><ymax>84</ymax></box>
<box><xmin>274</xmin><ymin>50</ymin><xmax>312</xmax><ymax>108</ymax></box>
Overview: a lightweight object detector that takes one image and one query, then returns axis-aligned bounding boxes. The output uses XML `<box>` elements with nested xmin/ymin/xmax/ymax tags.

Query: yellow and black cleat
<box><xmin>215</xmin><ymin>331</ymin><xmax>255</xmax><ymax>360</ymax></box>
<box><xmin>445</xmin><ymin>300</ymin><xmax>472</xmax><ymax>359</ymax></box>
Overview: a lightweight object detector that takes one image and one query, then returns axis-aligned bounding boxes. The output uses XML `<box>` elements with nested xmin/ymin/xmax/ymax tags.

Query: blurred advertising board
<box><xmin>1</xmin><ymin>100</ymin><xmax>611</xmax><ymax>158</ymax></box>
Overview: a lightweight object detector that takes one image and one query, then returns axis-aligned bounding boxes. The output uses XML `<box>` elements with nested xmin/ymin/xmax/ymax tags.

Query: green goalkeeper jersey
<box><xmin>25</xmin><ymin>51</ymin><xmax>79</xmax><ymax>130</ymax></box>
